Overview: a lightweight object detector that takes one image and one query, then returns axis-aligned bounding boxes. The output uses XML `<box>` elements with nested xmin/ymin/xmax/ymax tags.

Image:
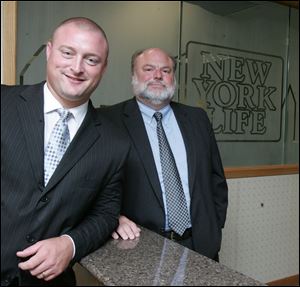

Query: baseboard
<box><xmin>267</xmin><ymin>274</ymin><xmax>299</xmax><ymax>286</ymax></box>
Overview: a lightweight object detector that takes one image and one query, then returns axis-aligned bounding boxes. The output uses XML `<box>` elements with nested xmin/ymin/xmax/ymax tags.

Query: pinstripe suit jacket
<box><xmin>1</xmin><ymin>82</ymin><xmax>130</xmax><ymax>286</ymax></box>
<box><xmin>102</xmin><ymin>99</ymin><xmax>228</xmax><ymax>260</ymax></box>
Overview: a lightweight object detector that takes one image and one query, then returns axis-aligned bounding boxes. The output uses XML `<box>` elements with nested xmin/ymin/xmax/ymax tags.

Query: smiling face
<box><xmin>46</xmin><ymin>21</ymin><xmax>108</xmax><ymax>108</ymax></box>
<box><xmin>132</xmin><ymin>48</ymin><xmax>176</xmax><ymax>110</ymax></box>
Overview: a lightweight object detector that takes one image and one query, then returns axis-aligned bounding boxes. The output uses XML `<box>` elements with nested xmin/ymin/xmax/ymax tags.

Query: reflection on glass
<box><xmin>180</xmin><ymin>1</ymin><xmax>298</xmax><ymax>166</ymax></box>
<box><xmin>17</xmin><ymin>1</ymin><xmax>298</xmax><ymax>166</ymax></box>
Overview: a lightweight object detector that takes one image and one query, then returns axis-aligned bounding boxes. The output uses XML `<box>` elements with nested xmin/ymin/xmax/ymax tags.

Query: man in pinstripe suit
<box><xmin>1</xmin><ymin>17</ymin><xmax>130</xmax><ymax>286</ymax></box>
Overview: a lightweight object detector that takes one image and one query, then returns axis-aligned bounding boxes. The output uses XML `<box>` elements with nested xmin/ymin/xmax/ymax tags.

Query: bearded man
<box><xmin>102</xmin><ymin>48</ymin><xmax>228</xmax><ymax>261</ymax></box>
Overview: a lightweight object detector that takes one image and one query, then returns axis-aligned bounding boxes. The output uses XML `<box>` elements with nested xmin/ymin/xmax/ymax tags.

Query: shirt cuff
<box><xmin>61</xmin><ymin>234</ymin><xmax>75</xmax><ymax>259</ymax></box>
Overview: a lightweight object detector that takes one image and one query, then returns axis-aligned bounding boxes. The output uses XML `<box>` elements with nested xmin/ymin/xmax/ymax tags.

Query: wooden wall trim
<box><xmin>267</xmin><ymin>274</ymin><xmax>299</xmax><ymax>286</ymax></box>
<box><xmin>2</xmin><ymin>1</ymin><xmax>17</xmax><ymax>85</ymax></box>
<box><xmin>274</xmin><ymin>1</ymin><xmax>299</xmax><ymax>9</ymax></box>
<box><xmin>225</xmin><ymin>164</ymin><xmax>299</xmax><ymax>179</ymax></box>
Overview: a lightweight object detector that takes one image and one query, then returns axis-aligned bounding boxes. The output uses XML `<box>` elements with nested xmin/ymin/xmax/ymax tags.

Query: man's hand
<box><xmin>112</xmin><ymin>215</ymin><xmax>141</xmax><ymax>240</ymax></box>
<box><xmin>17</xmin><ymin>236</ymin><xmax>73</xmax><ymax>281</ymax></box>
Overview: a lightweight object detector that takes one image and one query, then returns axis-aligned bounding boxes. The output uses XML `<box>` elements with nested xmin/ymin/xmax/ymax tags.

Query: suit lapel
<box><xmin>45</xmin><ymin>102</ymin><xmax>101</xmax><ymax>192</ymax></box>
<box><xmin>16</xmin><ymin>85</ymin><xmax>101</xmax><ymax>193</ymax></box>
<box><xmin>171</xmin><ymin>103</ymin><xmax>197</xmax><ymax>197</ymax></box>
<box><xmin>17</xmin><ymin>83</ymin><xmax>45</xmax><ymax>186</ymax></box>
<box><xmin>123</xmin><ymin>99</ymin><xmax>164</xmax><ymax>208</ymax></box>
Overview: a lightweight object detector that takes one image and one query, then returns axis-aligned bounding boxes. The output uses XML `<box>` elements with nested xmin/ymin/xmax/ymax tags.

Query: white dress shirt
<box><xmin>43</xmin><ymin>83</ymin><xmax>89</xmax><ymax>258</ymax></box>
<box><xmin>43</xmin><ymin>83</ymin><xmax>88</xmax><ymax>150</ymax></box>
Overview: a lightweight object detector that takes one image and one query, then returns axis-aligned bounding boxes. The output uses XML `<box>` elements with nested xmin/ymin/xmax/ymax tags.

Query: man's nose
<box><xmin>153</xmin><ymin>69</ymin><xmax>163</xmax><ymax>80</ymax></box>
<box><xmin>71</xmin><ymin>57</ymin><xmax>84</xmax><ymax>74</ymax></box>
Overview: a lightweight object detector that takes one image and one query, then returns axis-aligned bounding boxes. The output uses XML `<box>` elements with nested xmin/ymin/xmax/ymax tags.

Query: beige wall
<box><xmin>220</xmin><ymin>174</ymin><xmax>299</xmax><ymax>282</ymax></box>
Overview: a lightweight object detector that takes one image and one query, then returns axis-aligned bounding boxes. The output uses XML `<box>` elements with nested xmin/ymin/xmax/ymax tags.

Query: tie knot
<box><xmin>57</xmin><ymin>109</ymin><xmax>72</xmax><ymax>121</ymax></box>
<box><xmin>154</xmin><ymin>112</ymin><xmax>163</xmax><ymax>123</ymax></box>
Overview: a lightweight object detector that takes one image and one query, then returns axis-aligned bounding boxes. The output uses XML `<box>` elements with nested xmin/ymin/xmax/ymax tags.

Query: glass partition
<box><xmin>16</xmin><ymin>1</ymin><xmax>298</xmax><ymax>167</ymax></box>
<box><xmin>179</xmin><ymin>1</ymin><xmax>298</xmax><ymax>166</ymax></box>
<box><xmin>16</xmin><ymin>1</ymin><xmax>180</xmax><ymax>106</ymax></box>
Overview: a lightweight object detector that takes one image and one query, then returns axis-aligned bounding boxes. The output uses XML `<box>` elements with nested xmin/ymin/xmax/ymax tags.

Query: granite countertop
<box><xmin>80</xmin><ymin>227</ymin><xmax>265</xmax><ymax>286</ymax></box>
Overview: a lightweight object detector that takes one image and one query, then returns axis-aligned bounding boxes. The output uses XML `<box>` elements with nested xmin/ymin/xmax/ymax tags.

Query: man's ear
<box><xmin>46</xmin><ymin>41</ymin><xmax>52</xmax><ymax>61</ymax></box>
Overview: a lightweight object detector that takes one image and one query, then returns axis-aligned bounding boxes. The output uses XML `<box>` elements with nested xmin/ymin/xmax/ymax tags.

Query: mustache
<box><xmin>145</xmin><ymin>80</ymin><xmax>167</xmax><ymax>88</ymax></box>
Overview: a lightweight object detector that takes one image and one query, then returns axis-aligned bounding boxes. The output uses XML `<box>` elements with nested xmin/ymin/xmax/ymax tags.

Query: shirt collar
<box><xmin>136</xmin><ymin>99</ymin><xmax>172</xmax><ymax>125</ymax></box>
<box><xmin>43</xmin><ymin>83</ymin><xmax>88</xmax><ymax>123</ymax></box>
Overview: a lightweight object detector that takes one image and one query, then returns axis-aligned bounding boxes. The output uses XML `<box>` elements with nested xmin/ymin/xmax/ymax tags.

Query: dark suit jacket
<box><xmin>1</xmin><ymin>83</ymin><xmax>130</xmax><ymax>286</ymax></box>
<box><xmin>102</xmin><ymin>98</ymin><xmax>228</xmax><ymax>260</ymax></box>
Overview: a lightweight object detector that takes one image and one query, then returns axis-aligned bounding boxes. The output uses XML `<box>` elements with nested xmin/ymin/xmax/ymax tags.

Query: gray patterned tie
<box><xmin>44</xmin><ymin>109</ymin><xmax>72</xmax><ymax>186</ymax></box>
<box><xmin>154</xmin><ymin>112</ymin><xmax>190</xmax><ymax>236</ymax></box>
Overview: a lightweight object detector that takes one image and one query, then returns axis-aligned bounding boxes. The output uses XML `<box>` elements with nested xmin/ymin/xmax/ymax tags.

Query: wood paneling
<box><xmin>268</xmin><ymin>274</ymin><xmax>299</xmax><ymax>286</ymax></box>
<box><xmin>225</xmin><ymin>164</ymin><xmax>299</xmax><ymax>179</ymax></box>
<box><xmin>274</xmin><ymin>1</ymin><xmax>299</xmax><ymax>9</ymax></box>
<box><xmin>2</xmin><ymin>1</ymin><xmax>17</xmax><ymax>85</ymax></box>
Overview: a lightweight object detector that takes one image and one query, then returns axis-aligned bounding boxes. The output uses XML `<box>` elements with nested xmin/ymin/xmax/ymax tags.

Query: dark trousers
<box><xmin>8</xmin><ymin>268</ymin><xmax>76</xmax><ymax>286</ymax></box>
<box><xmin>173</xmin><ymin>237</ymin><xmax>220</xmax><ymax>262</ymax></box>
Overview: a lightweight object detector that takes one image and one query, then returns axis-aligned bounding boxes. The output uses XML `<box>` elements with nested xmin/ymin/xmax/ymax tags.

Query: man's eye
<box><xmin>61</xmin><ymin>51</ymin><xmax>72</xmax><ymax>58</ymax></box>
<box><xmin>86</xmin><ymin>58</ymin><xmax>99</xmax><ymax>65</ymax></box>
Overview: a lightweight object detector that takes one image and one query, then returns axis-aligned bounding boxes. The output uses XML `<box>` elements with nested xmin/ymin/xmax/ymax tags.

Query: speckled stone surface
<box><xmin>80</xmin><ymin>227</ymin><xmax>266</xmax><ymax>286</ymax></box>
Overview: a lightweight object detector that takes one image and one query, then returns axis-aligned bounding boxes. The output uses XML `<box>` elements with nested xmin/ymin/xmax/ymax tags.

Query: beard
<box><xmin>132</xmin><ymin>75</ymin><xmax>176</xmax><ymax>105</ymax></box>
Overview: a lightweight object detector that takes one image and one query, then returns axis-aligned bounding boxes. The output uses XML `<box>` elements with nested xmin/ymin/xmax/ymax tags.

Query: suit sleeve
<box><xmin>208</xmin><ymin>117</ymin><xmax>228</xmax><ymax>229</ymax></box>
<box><xmin>66</xmin><ymin>130</ymin><xmax>130</xmax><ymax>263</ymax></box>
<box><xmin>68</xmin><ymin>160</ymin><xmax>126</xmax><ymax>262</ymax></box>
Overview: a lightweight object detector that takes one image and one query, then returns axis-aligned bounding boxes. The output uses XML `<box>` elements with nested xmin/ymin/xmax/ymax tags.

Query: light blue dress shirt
<box><xmin>137</xmin><ymin>100</ymin><xmax>191</xmax><ymax>230</ymax></box>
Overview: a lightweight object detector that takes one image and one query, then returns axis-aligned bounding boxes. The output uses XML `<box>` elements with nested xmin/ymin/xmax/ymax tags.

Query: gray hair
<box><xmin>131</xmin><ymin>48</ymin><xmax>176</xmax><ymax>75</ymax></box>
